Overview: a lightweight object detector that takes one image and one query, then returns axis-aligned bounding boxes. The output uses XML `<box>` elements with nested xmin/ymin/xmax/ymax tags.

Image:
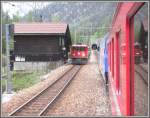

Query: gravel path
<box><xmin>134</xmin><ymin>71</ymin><xmax>148</xmax><ymax>115</ymax></box>
<box><xmin>2</xmin><ymin>64</ymin><xmax>73</xmax><ymax>116</ymax></box>
<box><xmin>44</xmin><ymin>51</ymin><xmax>111</xmax><ymax>116</ymax></box>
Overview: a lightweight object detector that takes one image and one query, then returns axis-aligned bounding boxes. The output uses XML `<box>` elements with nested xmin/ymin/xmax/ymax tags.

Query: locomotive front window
<box><xmin>72</xmin><ymin>47</ymin><xmax>85</xmax><ymax>51</ymax></box>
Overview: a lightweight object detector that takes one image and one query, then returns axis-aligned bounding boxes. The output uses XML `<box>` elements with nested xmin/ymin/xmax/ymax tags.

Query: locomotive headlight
<box><xmin>82</xmin><ymin>53</ymin><xmax>85</xmax><ymax>57</ymax></box>
<box><xmin>62</xmin><ymin>47</ymin><xmax>66</xmax><ymax>51</ymax></box>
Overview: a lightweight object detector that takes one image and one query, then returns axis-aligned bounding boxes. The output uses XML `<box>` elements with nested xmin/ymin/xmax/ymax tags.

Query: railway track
<box><xmin>135</xmin><ymin>64</ymin><xmax>148</xmax><ymax>85</ymax></box>
<box><xmin>9</xmin><ymin>65</ymin><xmax>81</xmax><ymax>116</ymax></box>
<box><xmin>138</xmin><ymin>64</ymin><xmax>148</xmax><ymax>73</ymax></box>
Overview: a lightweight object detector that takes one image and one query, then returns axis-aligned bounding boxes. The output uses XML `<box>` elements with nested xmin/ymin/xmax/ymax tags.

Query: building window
<box><xmin>59</xmin><ymin>37</ymin><xmax>64</xmax><ymax>46</ymax></box>
<box><xmin>15</xmin><ymin>56</ymin><xmax>25</xmax><ymax>62</ymax></box>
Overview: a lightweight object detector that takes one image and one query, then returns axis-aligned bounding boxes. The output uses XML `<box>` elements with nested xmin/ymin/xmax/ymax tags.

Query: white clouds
<box><xmin>2</xmin><ymin>1</ymin><xmax>50</xmax><ymax>18</ymax></box>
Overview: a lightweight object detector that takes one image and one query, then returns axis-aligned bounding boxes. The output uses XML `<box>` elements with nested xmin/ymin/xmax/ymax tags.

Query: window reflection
<box><xmin>134</xmin><ymin>3</ymin><xmax>148</xmax><ymax>116</ymax></box>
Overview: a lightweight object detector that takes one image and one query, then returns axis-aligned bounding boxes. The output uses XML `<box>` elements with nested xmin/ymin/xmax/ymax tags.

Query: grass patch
<box><xmin>1</xmin><ymin>71</ymin><xmax>41</xmax><ymax>92</ymax></box>
<box><xmin>1</xmin><ymin>79</ymin><xmax>6</xmax><ymax>93</ymax></box>
<box><xmin>12</xmin><ymin>72</ymin><xmax>40</xmax><ymax>91</ymax></box>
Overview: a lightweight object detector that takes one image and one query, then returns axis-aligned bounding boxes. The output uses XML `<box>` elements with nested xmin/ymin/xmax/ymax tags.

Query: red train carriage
<box><xmin>107</xmin><ymin>2</ymin><xmax>148</xmax><ymax>116</ymax></box>
<box><xmin>70</xmin><ymin>44</ymin><xmax>88</xmax><ymax>64</ymax></box>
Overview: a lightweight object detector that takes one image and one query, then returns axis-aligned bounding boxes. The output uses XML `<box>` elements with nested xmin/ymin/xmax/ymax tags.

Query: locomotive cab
<box><xmin>92</xmin><ymin>43</ymin><xmax>97</xmax><ymax>50</ymax></box>
<box><xmin>70</xmin><ymin>44</ymin><xmax>88</xmax><ymax>64</ymax></box>
<box><xmin>134</xmin><ymin>42</ymin><xmax>143</xmax><ymax>63</ymax></box>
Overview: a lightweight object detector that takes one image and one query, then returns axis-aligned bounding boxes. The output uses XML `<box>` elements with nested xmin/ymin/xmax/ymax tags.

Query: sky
<box><xmin>2</xmin><ymin>1</ymin><xmax>51</xmax><ymax>18</ymax></box>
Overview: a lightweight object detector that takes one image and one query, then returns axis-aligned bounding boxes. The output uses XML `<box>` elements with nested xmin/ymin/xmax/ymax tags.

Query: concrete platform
<box><xmin>2</xmin><ymin>92</ymin><xmax>15</xmax><ymax>104</ymax></box>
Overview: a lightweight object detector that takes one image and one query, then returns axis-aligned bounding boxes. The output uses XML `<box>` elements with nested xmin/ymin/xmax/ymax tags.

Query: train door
<box><xmin>129</xmin><ymin>3</ymin><xmax>148</xmax><ymax>116</ymax></box>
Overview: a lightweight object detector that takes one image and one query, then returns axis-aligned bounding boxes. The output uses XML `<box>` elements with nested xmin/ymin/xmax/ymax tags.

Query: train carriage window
<box><xmin>133</xmin><ymin>3</ymin><xmax>148</xmax><ymax>116</ymax></box>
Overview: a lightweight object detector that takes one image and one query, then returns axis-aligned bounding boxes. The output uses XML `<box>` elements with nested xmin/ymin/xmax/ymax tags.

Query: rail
<box><xmin>135</xmin><ymin>64</ymin><xmax>148</xmax><ymax>85</ymax></box>
<box><xmin>9</xmin><ymin>65</ymin><xmax>81</xmax><ymax>116</ymax></box>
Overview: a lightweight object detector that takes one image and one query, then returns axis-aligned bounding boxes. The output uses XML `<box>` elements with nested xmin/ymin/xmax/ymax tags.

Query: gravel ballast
<box><xmin>2</xmin><ymin>51</ymin><xmax>111</xmax><ymax>116</ymax></box>
<box><xmin>2</xmin><ymin>64</ymin><xmax>73</xmax><ymax>116</ymax></box>
<box><xmin>43</xmin><ymin>51</ymin><xmax>111</xmax><ymax>116</ymax></box>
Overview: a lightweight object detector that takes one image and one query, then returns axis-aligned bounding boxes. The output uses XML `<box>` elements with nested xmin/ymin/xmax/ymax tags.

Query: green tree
<box><xmin>12</xmin><ymin>11</ymin><xmax>20</xmax><ymax>22</ymax></box>
<box><xmin>2</xmin><ymin>11</ymin><xmax>12</xmax><ymax>54</ymax></box>
<box><xmin>51</xmin><ymin>14</ymin><xmax>60</xmax><ymax>22</ymax></box>
<box><xmin>26</xmin><ymin>11</ymin><xmax>33</xmax><ymax>22</ymax></box>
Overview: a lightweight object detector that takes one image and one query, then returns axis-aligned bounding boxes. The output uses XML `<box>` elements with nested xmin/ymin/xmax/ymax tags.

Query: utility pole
<box><xmin>90</xmin><ymin>23</ymin><xmax>93</xmax><ymax>46</ymax></box>
<box><xmin>75</xmin><ymin>29</ymin><xmax>77</xmax><ymax>44</ymax></box>
<box><xmin>5</xmin><ymin>24</ymin><xmax>12</xmax><ymax>94</ymax></box>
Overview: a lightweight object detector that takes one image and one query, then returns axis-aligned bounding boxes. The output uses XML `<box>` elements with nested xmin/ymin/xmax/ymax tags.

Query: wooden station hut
<box><xmin>13</xmin><ymin>22</ymin><xmax>71</xmax><ymax>61</ymax></box>
<box><xmin>13</xmin><ymin>22</ymin><xmax>71</xmax><ymax>71</ymax></box>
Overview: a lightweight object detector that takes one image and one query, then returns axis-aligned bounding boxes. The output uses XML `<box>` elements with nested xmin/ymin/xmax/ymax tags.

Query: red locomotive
<box><xmin>70</xmin><ymin>44</ymin><xmax>89</xmax><ymax>64</ymax></box>
<box><xmin>134</xmin><ymin>42</ymin><xmax>143</xmax><ymax>63</ymax></box>
<box><xmin>107</xmin><ymin>2</ymin><xmax>148</xmax><ymax>116</ymax></box>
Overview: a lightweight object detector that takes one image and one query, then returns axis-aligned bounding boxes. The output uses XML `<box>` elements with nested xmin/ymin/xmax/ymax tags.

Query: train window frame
<box><xmin>126</xmin><ymin>2</ymin><xmax>148</xmax><ymax>115</ymax></box>
<box><xmin>108</xmin><ymin>43</ymin><xmax>110</xmax><ymax>68</ymax></box>
<box><xmin>112</xmin><ymin>37</ymin><xmax>114</xmax><ymax>78</ymax></box>
<box><xmin>128</xmin><ymin>15</ymin><xmax>135</xmax><ymax>116</ymax></box>
<box><xmin>110</xmin><ymin>42</ymin><xmax>112</xmax><ymax>72</ymax></box>
<box><xmin>115</xmin><ymin>31</ymin><xmax>120</xmax><ymax>93</ymax></box>
<box><xmin>130</xmin><ymin>3</ymin><xmax>148</xmax><ymax>116</ymax></box>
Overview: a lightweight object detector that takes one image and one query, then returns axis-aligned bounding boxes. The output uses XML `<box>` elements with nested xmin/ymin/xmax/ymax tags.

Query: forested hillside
<box><xmin>2</xmin><ymin>2</ymin><xmax>117</xmax><ymax>53</ymax></box>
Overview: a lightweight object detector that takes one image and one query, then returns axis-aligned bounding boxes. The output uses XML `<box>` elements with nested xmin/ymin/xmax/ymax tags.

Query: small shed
<box><xmin>13</xmin><ymin>22</ymin><xmax>72</xmax><ymax>62</ymax></box>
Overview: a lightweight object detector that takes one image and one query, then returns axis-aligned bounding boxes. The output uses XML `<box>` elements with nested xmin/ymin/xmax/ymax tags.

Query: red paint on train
<box><xmin>70</xmin><ymin>44</ymin><xmax>89</xmax><ymax>64</ymax></box>
<box><xmin>107</xmin><ymin>2</ymin><xmax>145</xmax><ymax>116</ymax></box>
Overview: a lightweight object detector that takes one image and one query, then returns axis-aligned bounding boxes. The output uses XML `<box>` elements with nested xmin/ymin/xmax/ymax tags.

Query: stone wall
<box><xmin>14</xmin><ymin>61</ymin><xmax>64</xmax><ymax>73</ymax></box>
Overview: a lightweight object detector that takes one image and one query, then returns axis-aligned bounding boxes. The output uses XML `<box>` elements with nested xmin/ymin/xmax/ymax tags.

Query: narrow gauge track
<box><xmin>9</xmin><ymin>65</ymin><xmax>81</xmax><ymax>116</ymax></box>
<box><xmin>135</xmin><ymin>64</ymin><xmax>148</xmax><ymax>86</ymax></box>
